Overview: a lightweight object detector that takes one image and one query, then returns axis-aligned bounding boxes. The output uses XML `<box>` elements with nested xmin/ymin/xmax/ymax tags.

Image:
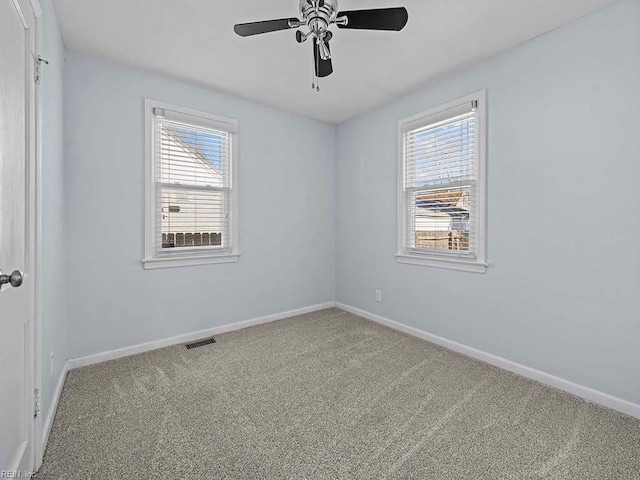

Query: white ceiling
<box><xmin>54</xmin><ymin>0</ymin><xmax>616</xmax><ymax>123</ymax></box>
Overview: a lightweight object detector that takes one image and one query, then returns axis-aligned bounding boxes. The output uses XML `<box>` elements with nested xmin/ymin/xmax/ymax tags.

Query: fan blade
<box><xmin>337</xmin><ymin>7</ymin><xmax>408</xmax><ymax>31</ymax></box>
<box><xmin>313</xmin><ymin>40</ymin><xmax>333</xmax><ymax>78</ymax></box>
<box><xmin>234</xmin><ymin>18</ymin><xmax>298</xmax><ymax>37</ymax></box>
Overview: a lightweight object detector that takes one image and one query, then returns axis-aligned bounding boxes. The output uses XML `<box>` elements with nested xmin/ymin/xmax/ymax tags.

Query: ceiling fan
<box><xmin>233</xmin><ymin>0</ymin><xmax>408</xmax><ymax>90</ymax></box>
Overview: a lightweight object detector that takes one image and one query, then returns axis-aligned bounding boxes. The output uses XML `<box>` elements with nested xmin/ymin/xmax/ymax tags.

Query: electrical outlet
<box><xmin>50</xmin><ymin>352</ymin><xmax>54</xmax><ymax>378</ymax></box>
<box><xmin>375</xmin><ymin>290</ymin><xmax>382</xmax><ymax>303</ymax></box>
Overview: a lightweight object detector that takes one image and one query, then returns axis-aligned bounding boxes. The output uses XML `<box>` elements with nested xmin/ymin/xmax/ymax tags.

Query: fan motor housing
<box><xmin>299</xmin><ymin>0</ymin><xmax>339</xmax><ymax>36</ymax></box>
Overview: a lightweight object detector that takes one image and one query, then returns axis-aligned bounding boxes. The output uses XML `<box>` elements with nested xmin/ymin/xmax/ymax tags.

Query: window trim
<box><xmin>396</xmin><ymin>90</ymin><xmax>488</xmax><ymax>274</ymax></box>
<box><xmin>142</xmin><ymin>99</ymin><xmax>240</xmax><ymax>270</ymax></box>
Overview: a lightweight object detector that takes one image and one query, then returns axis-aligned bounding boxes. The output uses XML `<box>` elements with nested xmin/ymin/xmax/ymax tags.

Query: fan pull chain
<box><xmin>312</xmin><ymin>68</ymin><xmax>318</xmax><ymax>91</ymax></box>
<box><xmin>311</xmin><ymin>42</ymin><xmax>316</xmax><ymax>90</ymax></box>
<box><xmin>311</xmin><ymin>39</ymin><xmax>320</xmax><ymax>92</ymax></box>
<box><xmin>315</xmin><ymin>38</ymin><xmax>320</xmax><ymax>92</ymax></box>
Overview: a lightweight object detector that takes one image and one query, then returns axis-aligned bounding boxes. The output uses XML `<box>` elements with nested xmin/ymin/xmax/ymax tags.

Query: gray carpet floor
<box><xmin>37</xmin><ymin>308</ymin><xmax>640</xmax><ymax>479</ymax></box>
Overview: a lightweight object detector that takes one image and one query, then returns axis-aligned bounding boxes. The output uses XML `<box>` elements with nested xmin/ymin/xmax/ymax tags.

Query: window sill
<box><xmin>395</xmin><ymin>254</ymin><xmax>487</xmax><ymax>274</ymax></box>
<box><xmin>142</xmin><ymin>253</ymin><xmax>240</xmax><ymax>270</ymax></box>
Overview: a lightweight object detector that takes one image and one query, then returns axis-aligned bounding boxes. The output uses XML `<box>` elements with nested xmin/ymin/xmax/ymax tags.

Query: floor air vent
<box><xmin>185</xmin><ymin>337</ymin><xmax>216</xmax><ymax>350</ymax></box>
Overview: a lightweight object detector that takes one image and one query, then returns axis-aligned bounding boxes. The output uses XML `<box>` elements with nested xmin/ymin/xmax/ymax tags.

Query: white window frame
<box><xmin>396</xmin><ymin>90</ymin><xmax>488</xmax><ymax>274</ymax></box>
<box><xmin>142</xmin><ymin>99</ymin><xmax>240</xmax><ymax>269</ymax></box>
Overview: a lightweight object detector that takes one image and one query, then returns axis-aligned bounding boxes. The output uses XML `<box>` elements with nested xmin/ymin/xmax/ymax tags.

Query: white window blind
<box><xmin>144</xmin><ymin>103</ymin><xmax>239</xmax><ymax>268</ymax></box>
<box><xmin>400</xmin><ymin>97</ymin><xmax>485</xmax><ymax>266</ymax></box>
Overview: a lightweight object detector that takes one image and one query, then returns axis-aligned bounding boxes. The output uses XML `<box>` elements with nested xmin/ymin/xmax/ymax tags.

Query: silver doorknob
<box><xmin>0</xmin><ymin>270</ymin><xmax>23</xmax><ymax>288</ymax></box>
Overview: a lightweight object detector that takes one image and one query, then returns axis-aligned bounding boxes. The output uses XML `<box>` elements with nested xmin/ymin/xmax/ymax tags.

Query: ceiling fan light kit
<box><xmin>233</xmin><ymin>0</ymin><xmax>408</xmax><ymax>91</ymax></box>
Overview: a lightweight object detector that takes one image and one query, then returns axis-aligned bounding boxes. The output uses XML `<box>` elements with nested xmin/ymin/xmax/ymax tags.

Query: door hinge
<box><xmin>34</xmin><ymin>388</ymin><xmax>41</xmax><ymax>418</ymax></box>
<box><xmin>34</xmin><ymin>56</ymin><xmax>49</xmax><ymax>84</ymax></box>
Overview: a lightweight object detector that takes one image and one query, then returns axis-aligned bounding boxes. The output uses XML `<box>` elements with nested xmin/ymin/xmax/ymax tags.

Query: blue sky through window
<box><xmin>174</xmin><ymin>126</ymin><xmax>225</xmax><ymax>171</ymax></box>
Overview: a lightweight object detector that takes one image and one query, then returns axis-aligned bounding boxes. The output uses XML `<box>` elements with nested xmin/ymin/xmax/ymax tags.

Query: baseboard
<box><xmin>42</xmin><ymin>360</ymin><xmax>68</xmax><ymax>450</ymax></box>
<box><xmin>336</xmin><ymin>303</ymin><xmax>640</xmax><ymax>420</ymax></box>
<box><xmin>67</xmin><ymin>302</ymin><xmax>336</xmax><ymax>370</ymax></box>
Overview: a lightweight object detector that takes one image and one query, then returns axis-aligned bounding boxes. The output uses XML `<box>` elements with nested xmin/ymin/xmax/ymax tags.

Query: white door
<box><xmin>0</xmin><ymin>0</ymin><xmax>37</xmax><ymax>474</ymax></box>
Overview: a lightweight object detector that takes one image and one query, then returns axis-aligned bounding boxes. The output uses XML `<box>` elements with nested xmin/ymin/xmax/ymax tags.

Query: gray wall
<box><xmin>335</xmin><ymin>0</ymin><xmax>640</xmax><ymax>404</ymax></box>
<box><xmin>39</xmin><ymin>0</ymin><xmax>68</xmax><ymax>427</ymax></box>
<box><xmin>64</xmin><ymin>53</ymin><xmax>335</xmax><ymax>358</ymax></box>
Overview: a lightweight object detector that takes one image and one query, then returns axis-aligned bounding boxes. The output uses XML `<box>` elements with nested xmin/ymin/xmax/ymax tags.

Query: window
<box><xmin>397</xmin><ymin>91</ymin><xmax>487</xmax><ymax>273</ymax></box>
<box><xmin>143</xmin><ymin>99</ymin><xmax>239</xmax><ymax>269</ymax></box>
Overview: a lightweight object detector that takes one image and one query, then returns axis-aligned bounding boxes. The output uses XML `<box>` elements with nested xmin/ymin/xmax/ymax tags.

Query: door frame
<box><xmin>27</xmin><ymin>0</ymin><xmax>45</xmax><ymax>471</ymax></box>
